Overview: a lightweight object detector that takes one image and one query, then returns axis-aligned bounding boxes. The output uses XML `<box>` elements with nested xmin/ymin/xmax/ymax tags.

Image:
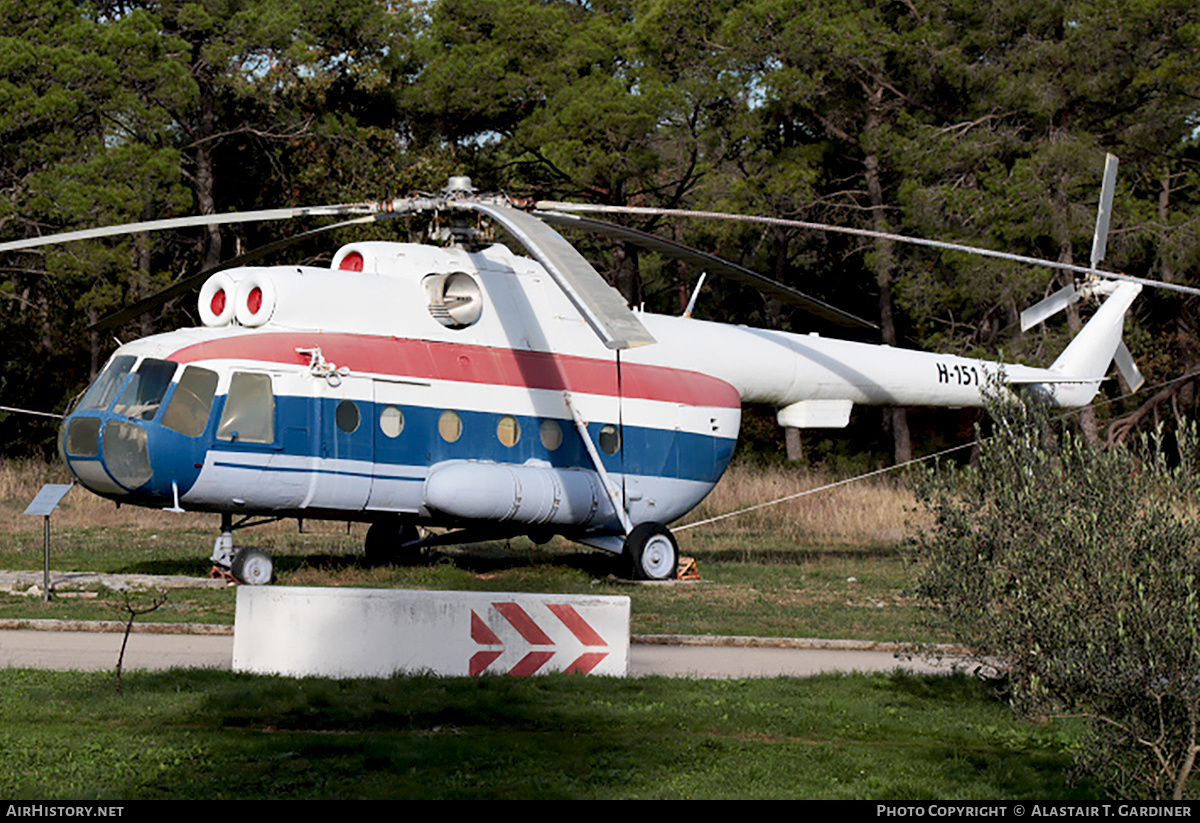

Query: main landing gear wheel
<box><xmin>230</xmin><ymin>547</ymin><xmax>274</xmax><ymax>586</ymax></box>
<box><xmin>625</xmin><ymin>523</ymin><xmax>679</xmax><ymax>581</ymax></box>
<box><xmin>364</xmin><ymin>520</ymin><xmax>422</xmax><ymax>566</ymax></box>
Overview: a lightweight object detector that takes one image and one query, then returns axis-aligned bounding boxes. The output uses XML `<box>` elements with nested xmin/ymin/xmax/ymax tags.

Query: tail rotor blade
<box><xmin>1091</xmin><ymin>153</ymin><xmax>1119</xmax><ymax>270</ymax></box>
<box><xmin>1113</xmin><ymin>339</ymin><xmax>1145</xmax><ymax>392</ymax></box>
<box><xmin>1021</xmin><ymin>284</ymin><xmax>1081</xmax><ymax>331</ymax></box>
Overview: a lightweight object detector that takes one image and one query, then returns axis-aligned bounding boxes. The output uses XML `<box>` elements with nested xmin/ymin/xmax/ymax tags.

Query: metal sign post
<box><xmin>23</xmin><ymin>483</ymin><xmax>75</xmax><ymax>602</ymax></box>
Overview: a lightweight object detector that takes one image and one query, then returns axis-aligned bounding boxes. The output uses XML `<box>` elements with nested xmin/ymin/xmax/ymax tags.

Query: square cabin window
<box><xmin>112</xmin><ymin>359</ymin><xmax>178</xmax><ymax>421</ymax></box>
<box><xmin>217</xmin><ymin>372</ymin><xmax>275</xmax><ymax>444</ymax></box>
<box><xmin>162</xmin><ymin>366</ymin><xmax>219</xmax><ymax>437</ymax></box>
<box><xmin>79</xmin><ymin>355</ymin><xmax>136</xmax><ymax>412</ymax></box>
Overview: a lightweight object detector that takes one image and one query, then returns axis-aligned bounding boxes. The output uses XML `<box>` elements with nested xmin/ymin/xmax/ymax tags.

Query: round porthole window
<box><xmin>540</xmin><ymin>419</ymin><xmax>563</xmax><ymax>451</ymax></box>
<box><xmin>497</xmin><ymin>415</ymin><xmax>521</xmax><ymax>447</ymax></box>
<box><xmin>380</xmin><ymin>405</ymin><xmax>404</xmax><ymax>438</ymax></box>
<box><xmin>599</xmin><ymin>423</ymin><xmax>621</xmax><ymax>455</ymax></box>
<box><xmin>336</xmin><ymin>400</ymin><xmax>360</xmax><ymax>433</ymax></box>
<box><xmin>438</xmin><ymin>409</ymin><xmax>463</xmax><ymax>443</ymax></box>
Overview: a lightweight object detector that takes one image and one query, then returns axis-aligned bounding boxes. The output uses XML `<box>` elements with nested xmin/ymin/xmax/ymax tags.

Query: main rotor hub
<box><xmin>444</xmin><ymin>176</ymin><xmax>475</xmax><ymax>198</ymax></box>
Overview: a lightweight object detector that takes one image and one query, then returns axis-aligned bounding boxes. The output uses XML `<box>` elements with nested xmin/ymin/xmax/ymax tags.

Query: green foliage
<box><xmin>912</xmin><ymin>385</ymin><xmax>1200</xmax><ymax>799</ymax></box>
<box><xmin>3</xmin><ymin>0</ymin><xmax>1200</xmax><ymax>458</ymax></box>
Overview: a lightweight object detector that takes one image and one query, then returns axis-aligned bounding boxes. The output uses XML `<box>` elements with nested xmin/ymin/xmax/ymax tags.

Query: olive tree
<box><xmin>912</xmin><ymin>386</ymin><xmax>1200</xmax><ymax>799</ymax></box>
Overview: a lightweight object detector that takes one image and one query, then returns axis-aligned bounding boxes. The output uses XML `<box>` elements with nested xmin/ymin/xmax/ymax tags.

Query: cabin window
<box><xmin>65</xmin><ymin>417</ymin><xmax>101</xmax><ymax>457</ymax></box>
<box><xmin>79</xmin><ymin>355</ymin><xmax>136</xmax><ymax>412</ymax></box>
<box><xmin>379</xmin><ymin>405</ymin><xmax>405</xmax><ymax>438</ymax></box>
<box><xmin>336</xmin><ymin>400</ymin><xmax>361</xmax><ymax>434</ymax></box>
<box><xmin>103</xmin><ymin>420</ymin><xmax>152</xmax><ymax>489</ymax></box>
<box><xmin>599</xmin><ymin>423</ymin><xmax>621</xmax><ymax>455</ymax></box>
<box><xmin>438</xmin><ymin>410</ymin><xmax>462</xmax><ymax>443</ymax></box>
<box><xmin>217</xmin><ymin>372</ymin><xmax>275</xmax><ymax>444</ymax></box>
<box><xmin>540</xmin><ymin>419</ymin><xmax>562</xmax><ymax>451</ymax></box>
<box><xmin>112</xmin><ymin>359</ymin><xmax>178</xmax><ymax>421</ymax></box>
<box><xmin>497</xmin><ymin>415</ymin><xmax>520</xmax><ymax>447</ymax></box>
<box><xmin>162</xmin><ymin>366</ymin><xmax>218</xmax><ymax>437</ymax></box>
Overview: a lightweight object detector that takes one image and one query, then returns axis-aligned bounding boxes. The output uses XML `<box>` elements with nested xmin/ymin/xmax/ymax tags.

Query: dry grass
<box><xmin>678</xmin><ymin>462</ymin><xmax>926</xmax><ymax>547</ymax></box>
<box><xmin>0</xmin><ymin>458</ymin><xmax>210</xmax><ymax>532</ymax></box>
<box><xmin>0</xmin><ymin>458</ymin><xmax>925</xmax><ymax>550</ymax></box>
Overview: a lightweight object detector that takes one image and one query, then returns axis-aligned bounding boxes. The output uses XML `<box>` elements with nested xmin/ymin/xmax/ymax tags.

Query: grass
<box><xmin>0</xmin><ymin>460</ymin><xmax>943</xmax><ymax>641</ymax></box>
<box><xmin>0</xmin><ymin>668</ymin><xmax>1095</xmax><ymax>800</ymax></box>
<box><xmin>0</xmin><ymin>549</ymin><xmax>933</xmax><ymax>640</ymax></box>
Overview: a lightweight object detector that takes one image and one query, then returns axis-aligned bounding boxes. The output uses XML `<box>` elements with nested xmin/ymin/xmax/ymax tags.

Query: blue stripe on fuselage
<box><xmin>122</xmin><ymin>391</ymin><xmax>736</xmax><ymax>500</ymax></box>
<box><xmin>212</xmin><ymin>395</ymin><xmax>733</xmax><ymax>479</ymax></box>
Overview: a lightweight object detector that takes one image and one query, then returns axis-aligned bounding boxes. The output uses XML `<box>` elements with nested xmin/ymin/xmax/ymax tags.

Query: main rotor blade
<box><xmin>537</xmin><ymin>201</ymin><xmax>1200</xmax><ymax>299</ymax></box>
<box><xmin>1020</xmin><ymin>284</ymin><xmax>1081</xmax><ymax>331</ymax></box>
<box><xmin>535</xmin><ymin>210</ymin><xmax>877</xmax><ymax>332</ymax></box>
<box><xmin>455</xmin><ymin>202</ymin><xmax>655</xmax><ymax>350</ymax></box>
<box><xmin>0</xmin><ymin>203</ymin><xmax>395</xmax><ymax>254</ymax></box>
<box><xmin>89</xmin><ymin>214</ymin><xmax>384</xmax><ymax>332</ymax></box>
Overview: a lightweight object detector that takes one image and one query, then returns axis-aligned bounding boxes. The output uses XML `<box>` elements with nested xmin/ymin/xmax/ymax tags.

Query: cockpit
<box><xmin>59</xmin><ymin>354</ymin><xmax>225</xmax><ymax>499</ymax></box>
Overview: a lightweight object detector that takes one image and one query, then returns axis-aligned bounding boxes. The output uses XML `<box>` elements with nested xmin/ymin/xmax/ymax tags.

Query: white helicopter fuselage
<box><xmin>58</xmin><ymin>240</ymin><xmax>1137</xmax><ymax>555</ymax></box>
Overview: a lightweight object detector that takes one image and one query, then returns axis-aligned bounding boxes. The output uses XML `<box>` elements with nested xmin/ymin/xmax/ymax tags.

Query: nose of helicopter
<box><xmin>58</xmin><ymin>355</ymin><xmax>206</xmax><ymax>502</ymax></box>
<box><xmin>60</xmin><ymin>414</ymin><xmax>154</xmax><ymax>496</ymax></box>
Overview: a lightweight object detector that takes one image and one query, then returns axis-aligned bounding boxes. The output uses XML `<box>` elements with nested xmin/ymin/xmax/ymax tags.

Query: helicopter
<box><xmin>3</xmin><ymin>158</ymin><xmax>1189</xmax><ymax>583</ymax></box>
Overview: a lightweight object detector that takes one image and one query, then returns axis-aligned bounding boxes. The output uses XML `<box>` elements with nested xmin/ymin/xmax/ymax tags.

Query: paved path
<box><xmin>0</xmin><ymin>624</ymin><xmax>961</xmax><ymax>678</ymax></box>
<box><xmin>0</xmin><ymin>569</ymin><xmax>227</xmax><ymax>596</ymax></box>
<box><xmin>0</xmin><ymin>570</ymin><xmax>966</xmax><ymax>678</ymax></box>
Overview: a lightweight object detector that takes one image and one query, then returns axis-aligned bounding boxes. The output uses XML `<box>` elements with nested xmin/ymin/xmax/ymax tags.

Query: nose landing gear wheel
<box><xmin>625</xmin><ymin>523</ymin><xmax>679</xmax><ymax>581</ymax></box>
<box><xmin>231</xmin><ymin>548</ymin><xmax>274</xmax><ymax>585</ymax></box>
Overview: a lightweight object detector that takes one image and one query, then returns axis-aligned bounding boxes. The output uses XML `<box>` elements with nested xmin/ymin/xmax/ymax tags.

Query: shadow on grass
<box><xmin>102</xmin><ymin>544</ymin><xmax>624</xmax><ymax>586</ymax></box>
<box><xmin>109</xmin><ymin>558</ymin><xmax>215</xmax><ymax>577</ymax></box>
<box><xmin>71</xmin><ymin>668</ymin><xmax>1093</xmax><ymax>800</ymax></box>
<box><xmin>104</xmin><ymin>669</ymin><xmax>702</xmax><ymax>799</ymax></box>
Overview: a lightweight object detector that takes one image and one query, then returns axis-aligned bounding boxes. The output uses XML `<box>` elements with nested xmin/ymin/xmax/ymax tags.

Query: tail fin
<box><xmin>1048</xmin><ymin>281</ymin><xmax>1141</xmax><ymax>380</ymax></box>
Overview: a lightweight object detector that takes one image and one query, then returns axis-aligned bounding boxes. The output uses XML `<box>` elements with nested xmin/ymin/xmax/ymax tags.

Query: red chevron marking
<box><xmin>547</xmin><ymin>603</ymin><xmax>608</xmax><ymax>647</ymax></box>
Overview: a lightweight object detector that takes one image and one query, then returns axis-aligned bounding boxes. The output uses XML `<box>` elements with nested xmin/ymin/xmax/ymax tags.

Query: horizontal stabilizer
<box><xmin>1007</xmin><ymin>374</ymin><xmax>1107</xmax><ymax>385</ymax></box>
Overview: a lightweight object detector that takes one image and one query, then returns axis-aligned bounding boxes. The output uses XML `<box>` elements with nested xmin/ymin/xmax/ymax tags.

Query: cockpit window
<box><xmin>217</xmin><ymin>372</ymin><xmax>275</xmax><ymax>444</ymax></box>
<box><xmin>78</xmin><ymin>355</ymin><xmax>136</xmax><ymax>412</ymax></box>
<box><xmin>112</xmin><ymin>359</ymin><xmax>177</xmax><ymax>420</ymax></box>
<box><xmin>162</xmin><ymin>366</ymin><xmax>219</xmax><ymax>437</ymax></box>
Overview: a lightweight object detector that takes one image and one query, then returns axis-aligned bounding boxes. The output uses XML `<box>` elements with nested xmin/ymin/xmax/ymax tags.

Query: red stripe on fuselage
<box><xmin>168</xmin><ymin>332</ymin><xmax>741</xmax><ymax>408</ymax></box>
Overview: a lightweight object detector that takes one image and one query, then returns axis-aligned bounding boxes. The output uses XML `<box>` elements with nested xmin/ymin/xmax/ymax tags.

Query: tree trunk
<box><xmin>611</xmin><ymin>241</ymin><xmax>641</xmax><ymax>308</ymax></box>
<box><xmin>195</xmin><ymin>82</ymin><xmax>222</xmax><ymax>270</ymax></box>
<box><xmin>785</xmin><ymin>427</ymin><xmax>804</xmax><ymax>462</ymax></box>
<box><xmin>863</xmin><ymin>103</ymin><xmax>912</xmax><ymax>465</ymax></box>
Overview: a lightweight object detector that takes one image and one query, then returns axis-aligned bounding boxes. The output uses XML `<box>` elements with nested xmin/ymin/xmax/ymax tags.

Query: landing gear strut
<box><xmin>209</xmin><ymin>513</ymin><xmax>275</xmax><ymax>585</ymax></box>
<box><xmin>625</xmin><ymin>522</ymin><xmax>679</xmax><ymax>581</ymax></box>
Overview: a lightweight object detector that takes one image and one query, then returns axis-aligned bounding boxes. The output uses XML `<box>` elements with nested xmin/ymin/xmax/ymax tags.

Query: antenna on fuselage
<box><xmin>683</xmin><ymin>272</ymin><xmax>707</xmax><ymax>318</ymax></box>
